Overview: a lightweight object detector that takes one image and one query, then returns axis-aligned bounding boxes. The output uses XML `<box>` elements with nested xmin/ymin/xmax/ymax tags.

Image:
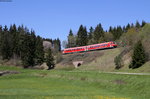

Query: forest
<box><xmin>0</xmin><ymin>24</ymin><xmax>61</xmax><ymax>69</ymax></box>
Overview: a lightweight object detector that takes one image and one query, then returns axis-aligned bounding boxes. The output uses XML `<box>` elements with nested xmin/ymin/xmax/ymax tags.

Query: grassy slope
<box><xmin>116</xmin><ymin>61</ymin><xmax>150</xmax><ymax>73</ymax></box>
<box><xmin>77</xmin><ymin>48</ymin><xmax>120</xmax><ymax>71</ymax></box>
<box><xmin>0</xmin><ymin>66</ymin><xmax>150</xmax><ymax>99</ymax></box>
<box><xmin>58</xmin><ymin>47</ymin><xmax>150</xmax><ymax>73</ymax></box>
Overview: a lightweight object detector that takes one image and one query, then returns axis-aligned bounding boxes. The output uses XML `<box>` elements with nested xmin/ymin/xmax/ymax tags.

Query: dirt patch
<box><xmin>38</xmin><ymin>73</ymin><xmax>48</xmax><ymax>77</ymax></box>
<box><xmin>0</xmin><ymin>71</ymin><xmax>20</xmax><ymax>76</ymax></box>
<box><xmin>80</xmin><ymin>77</ymin><xmax>87</xmax><ymax>81</ymax></box>
<box><xmin>113</xmin><ymin>80</ymin><xmax>126</xmax><ymax>85</ymax></box>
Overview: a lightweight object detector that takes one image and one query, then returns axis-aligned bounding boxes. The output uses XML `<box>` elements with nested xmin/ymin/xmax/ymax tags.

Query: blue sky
<box><xmin>0</xmin><ymin>0</ymin><xmax>150</xmax><ymax>42</ymax></box>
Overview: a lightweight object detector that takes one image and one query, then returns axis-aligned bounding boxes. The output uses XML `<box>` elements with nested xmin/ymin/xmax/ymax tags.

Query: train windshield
<box><xmin>111</xmin><ymin>41</ymin><xmax>116</xmax><ymax>44</ymax></box>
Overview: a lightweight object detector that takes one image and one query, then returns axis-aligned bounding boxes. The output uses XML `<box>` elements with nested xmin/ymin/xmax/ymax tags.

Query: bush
<box><xmin>114</xmin><ymin>55</ymin><xmax>124</xmax><ymax>69</ymax></box>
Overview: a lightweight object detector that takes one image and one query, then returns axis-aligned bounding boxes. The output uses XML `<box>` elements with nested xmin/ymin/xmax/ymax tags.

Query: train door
<box><xmin>85</xmin><ymin>47</ymin><xmax>88</xmax><ymax>51</ymax></box>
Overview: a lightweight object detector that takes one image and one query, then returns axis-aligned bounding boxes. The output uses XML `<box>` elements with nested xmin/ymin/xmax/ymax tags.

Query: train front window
<box><xmin>113</xmin><ymin>42</ymin><xmax>116</xmax><ymax>44</ymax></box>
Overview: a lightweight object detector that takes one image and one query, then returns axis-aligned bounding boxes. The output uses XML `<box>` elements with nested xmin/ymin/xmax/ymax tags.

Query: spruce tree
<box><xmin>135</xmin><ymin>21</ymin><xmax>141</xmax><ymax>28</ymax></box>
<box><xmin>29</xmin><ymin>30</ymin><xmax>36</xmax><ymax>66</ymax></box>
<box><xmin>0</xmin><ymin>25</ymin><xmax>2</xmax><ymax>56</ymax></box>
<box><xmin>18</xmin><ymin>25</ymin><xmax>26</xmax><ymax>58</ymax></box>
<box><xmin>21</xmin><ymin>32</ymin><xmax>32</xmax><ymax>67</ymax></box>
<box><xmin>126</xmin><ymin>23</ymin><xmax>131</xmax><ymax>31</ymax></box>
<box><xmin>131</xmin><ymin>23</ymin><xmax>134</xmax><ymax>28</ymax></box>
<box><xmin>93</xmin><ymin>23</ymin><xmax>104</xmax><ymax>43</ymax></box>
<box><xmin>76</xmin><ymin>25</ymin><xmax>88</xmax><ymax>46</ymax></box>
<box><xmin>112</xmin><ymin>26</ymin><xmax>123</xmax><ymax>40</ymax></box>
<box><xmin>109</xmin><ymin>26</ymin><xmax>113</xmax><ymax>33</ymax></box>
<box><xmin>88</xmin><ymin>27</ymin><xmax>94</xmax><ymax>41</ymax></box>
<box><xmin>68</xmin><ymin>29</ymin><xmax>76</xmax><ymax>48</ymax></box>
<box><xmin>69</xmin><ymin>29</ymin><xmax>73</xmax><ymax>36</ymax></box>
<box><xmin>35</xmin><ymin>36</ymin><xmax>44</xmax><ymax>65</ymax></box>
<box><xmin>122</xmin><ymin>26</ymin><xmax>126</xmax><ymax>33</ymax></box>
<box><xmin>10</xmin><ymin>24</ymin><xmax>20</xmax><ymax>58</ymax></box>
<box><xmin>53</xmin><ymin>38</ymin><xmax>61</xmax><ymax>54</ymax></box>
<box><xmin>141</xmin><ymin>20</ymin><xmax>146</xmax><ymax>27</ymax></box>
<box><xmin>1</xmin><ymin>25</ymin><xmax>13</xmax><ymax>59</ymax></box>
<box><xmin>57</xmin><ymin>38</ymin><xmax>61</xmax><ymax>51</ymax></box>
<box><xmin>46</xmin><ymin>48</ymin><xmax>55</xmax><ymax>70</ymax></box>
<box><xmin>129</xmin><ymin>40</ymin><xmax>146</xmax><ymax>69</ymax></box>
<box><xmin>87</xmin><ymin>26</ymin><xmax>94</xmax><ymax>44</ymax></box>
<box><xmin>20</xmin><ymin>29</ymin><xmax>36</xmax><ymax>67</ymax></box>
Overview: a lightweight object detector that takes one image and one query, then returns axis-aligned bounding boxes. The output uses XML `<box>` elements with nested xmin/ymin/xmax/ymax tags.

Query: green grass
<box><xmin>113</xmin><ymin>61</ymin><xmax>150</xmax><ymax>73</ymax></box>
<box><xmin>0</xmin><ymin>66</ymin><xmax>150</xmax><ymax>99</ymax></box>
<box><xmin>76</xmin><ymin>48</ymin><xmax>120</xmax><ymax>71</ymax></box>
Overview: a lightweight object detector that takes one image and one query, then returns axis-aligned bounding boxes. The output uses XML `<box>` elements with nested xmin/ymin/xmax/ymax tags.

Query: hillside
<box><xmin>56</xmin><ymin>24</ymin><xmax>150</xmax><ymax>73</ymax></box>
<box><xmin>57</xmin><ymin>48</ymin><xmax>119</xmax><ymax>69</ymax></box>
<box><xmin>56</xmin><ymin>47</ymin><xmax>150</xmax><ymax>73</ymax></box>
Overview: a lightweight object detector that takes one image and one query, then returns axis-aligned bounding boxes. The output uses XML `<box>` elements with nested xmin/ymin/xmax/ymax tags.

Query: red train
<box><xmin>62</xmin><ymin>41</ymin><xmax>117</xmax><ymax>54</ymax></box>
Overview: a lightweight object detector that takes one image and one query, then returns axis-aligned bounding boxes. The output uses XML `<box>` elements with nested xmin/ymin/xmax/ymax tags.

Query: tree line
<box><xmin>0</xmin><ymin>24</ymin><xmax>61</xmax><ymax>69</ymax></box>
<box><xmin>65</xmin><ymin>21</ymin><xmax>146</xmax><ymax>48</ymax></box>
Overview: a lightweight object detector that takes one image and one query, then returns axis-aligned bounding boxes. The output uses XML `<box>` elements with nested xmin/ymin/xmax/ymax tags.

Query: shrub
<box><xmin>114</xmin><ymin>55</ymin><xmax>124</xmax><ymax>69</ymax></box>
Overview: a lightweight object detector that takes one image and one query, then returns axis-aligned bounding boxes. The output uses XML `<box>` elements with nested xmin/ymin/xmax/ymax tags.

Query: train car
<box><xmin>87</xmin><ymin>41</ymin><xmax>117</xmax><ymax>51</ymax></box>
<box><xmin>62</xmin><ymin>41</ymin><xmax>117</xmax><ymax>54</ymax></box>
<box><xmin>62</xmin><ymin>46</ymin><xmax>86</xmax><ymax>54</ymax></box>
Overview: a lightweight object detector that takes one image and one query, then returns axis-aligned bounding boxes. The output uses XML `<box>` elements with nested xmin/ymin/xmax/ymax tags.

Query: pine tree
<box><xmin>93</xmin><ymin>23</ymin><xmax>104</xmax><ymax>43</ymax></box>
<box><xmin>0</xmin><ymin>25</ymin><xmax>2</xmax><ymax>56</ymax></box>
<box><xmin>141</xmin><ymin>20</ymin><xmax>146</xmax><ymax>27</ymax></box>
<box><xmin>126</xmin><ymin>23</ymin><xmax>131</xmax><ymax>31</ymax></box>
<box><xmin>46</xmin><ymin>48</ymin><xmax>55</xmax><ymax>70</ymax></box>
<box><xmin>10</xmin><ymin>24</ymin><xmax>20</xmax><ymax>58</ymax></box>
<box><xmin>131</xmin><ymin>23</ymin><xmax>134</xmax><ymax>28</ymax></box>
<box><xmin>122</xmin><ymin>26</ymin><xmax>126</xmax><ymax>33</ymax></box>
<box><xmin>87</xmin><ymin>26</ymin><xmax>94</xmax><ymax>44</ymax></box>
<box><xmin>35</xmin><ymin>36</ymin><xmax>44</xmax><ymax>65</ymax></box>
<box><xmin>69</xmin><ymin>29</ymin><xmax>73</xmax><ymax>36</ymax></box>
<box><xmin>67</xmin><ymin>29</ymin><xmax>76</xmax><ymax>48</ymax></box>
<box><xmin>110</xmin><ymin>26</ymin><xmax>124</xmax><ymax>40</ymax></box>
<box><xmin>76</xmin><ymin>25</ymin><xmax>88</xmax><ymax>46</ymax></box>
<box><xmin>1</xmin><ymin>25</ymin><xmax>13</xmax><ymax>59</ymax></box>
<box><xmin>135</xmin><ymin>21</ymin><xmax>141</xmax><ymax>28</ymax></box>
<box><xmin>20</xmin><ymin>29</ymin><xmax>36</xmax><ymax>67</ymax></box>
<box><xmin>29</xmin><ymin>30</ymin><xmax>37</xmax><ymax>66</ymax></box>
<box><xmin>83</xmin><ymin>27</ymin><xmax>88</xmax><ymax>45</ymax></box>
<box><xmin>129</xmin><ymin>40</ymin><xmax>146</xmax><ymax>69</ymax></box>
<box><xmin>109</xmin><ymin>26</ymin><xmax>113</xmax><ymax>33</ymax></box>
<box><xmin>21</xmin><ymin>32</ymin><xmax>31</xmax><ymax>67</ymax></box>
<box><xmin>88</xmin><ymin>26</ymin><xmax>94</xmax><ymax>40</ymax></box>
<box><xmin>53</xmin><ymin>38</ymin><xmax>61</xmax><ymax>54</ymax></box>
<box><xmin>18</xmin><ymin>25</ymin><xmax>26</xmax><ymax>58</ymax></box>
<box><xmin>116</xmin><ymin>26</ymin><xmax>123</xmax><ymax>39</ymax></box>
<box><xmin>57</xmin><ymin>38</ymin><xmax>61</xmax><ymax>51</ymax></box>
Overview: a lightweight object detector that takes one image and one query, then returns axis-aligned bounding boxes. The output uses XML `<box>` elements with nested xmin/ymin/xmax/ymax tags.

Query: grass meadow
<box><xmin>0</xmin><ymin>66</ymin><xmax>150</xmax><ymax>99</ymax></box>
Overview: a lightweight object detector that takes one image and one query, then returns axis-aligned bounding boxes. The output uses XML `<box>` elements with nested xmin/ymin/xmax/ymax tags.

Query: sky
<box><xmin>0</xmin><ymin>0</ymin><xmax>150</xmax><ymax>43</ymax></box>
